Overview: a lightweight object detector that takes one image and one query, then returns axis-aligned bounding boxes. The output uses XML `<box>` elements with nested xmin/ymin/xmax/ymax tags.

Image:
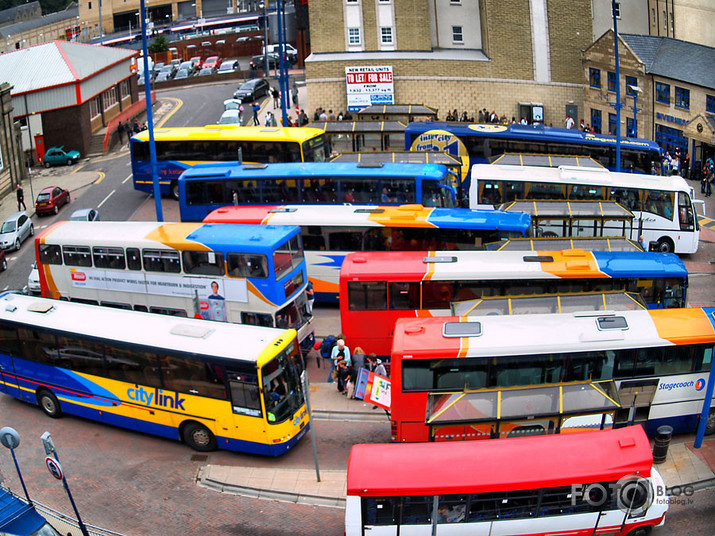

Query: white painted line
<box><xmin>97</xmin><ymin>189</ymin><xmax>116</xmax><ymax>209</ymax></box>
<box><xmin>123</xmin><ymin>174</ymin><xmax>133</xmax><ymax>184</ymax></box>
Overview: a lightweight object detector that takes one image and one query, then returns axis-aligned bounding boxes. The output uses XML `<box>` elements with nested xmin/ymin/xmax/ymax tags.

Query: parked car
<box><xmin>178</xmin><ymin>60</ymin><xmax>197</xmax><ymax>75</ymax></box>
<box><xmin>137</xmin><ymin>74</ymin><xmax>146</xmax><ymax>86</ymax></box>
<box><xmin>0</xmin><ymin>211</ymin><xmax>33</xmax><ymax>250</ymax></box>
<box><xmin>27</xmin><ymin>262</ymin><xmax>40</xmax><ymax>293</ymax></box>
<box><xmin>169</xmin><ymin>59</ymin><xmax>181</xmax><ymax>68</ymax></box>
<box><xmin>217</xmin><ymin>59</ymin><xmax>239</xmax><ymax>74</ymax></box>
<box><xmin>155</xmin><ymin>71</ymin><xmax>172</xmax><ymax>82</ymax></box>
<box><xmin>151</xmin><ymin>62</ymin><xmax>166</xmax><ymax>77</ymax></box>
<box><xmin>69</xmin><ymin>208</ymin><xmax>100</xmax><ymax>221</ymax></box>
<box><xmin>189</xmin><ymin>56</ymin><xmax>204</xmax><ymax>69</ymax></box>
<box><xmin>264</xmin><ymin>44</ymin><xmax>298</xmax><ymax>63</ymax></box>
<box><xmin>223</xmin><ymin>98</ymin><xmax>242</xmax><ymax>111</ymax></box>
<box><xmin>250</xmin><ymin>54</ymin><xmax>280</xmax><ymax>71</ymax></box>
<box><xmin>35</xmin><ymin>186</ymin><xmax>70</xmax><ymax>216</ymax></box>
<box><xmin>203</xmin><ymin>56</ymin><xmax>222</xmax><ymax>70</ymax></box>
<box><xmin>198</xmin><ymin>67</ymin><xmax>216</xmax><ymax>76</ymax></box>
<box><xmin>233</xmin><ymin>78</ymin><xmax>270</xmax><ymax>102</ymax></box>
<box><xmin>157</xmin><ymin>64</ymin><xmax>177</xmax><ymax>79</ymax></box>
<box><xmin>43</xmin><ymin>146</ymin><xmax>80</xmax><ymax>167</ymax></box>
<box><xmin>217</xmin><ymin>109</ymin><xmax>242</xmax><ymax>125</ymax></box>
<box><xmin>0</xmin><ymin>250</ymin><xmax>6</xmax><ymax>271</ymax></box>
<box><xmin>174</xmin><ymin>69</ymin><xmax>190</xmax><ymax>80</ymax></box>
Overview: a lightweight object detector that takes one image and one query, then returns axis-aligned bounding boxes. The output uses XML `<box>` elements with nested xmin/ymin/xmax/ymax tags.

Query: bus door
<box><xmin>614</xmin><ymin>379</ymin><xmax>659</xmax><ymax>429</ymax></box>
<box><xmin>0</xmin><ymin>329</ymin><xmax>18</xmax><ymax>395</ymax></box>
<box><xmin>227</xmin><ymin>369</ymin><xmax>265</xmax><ymax>425</ymax></box>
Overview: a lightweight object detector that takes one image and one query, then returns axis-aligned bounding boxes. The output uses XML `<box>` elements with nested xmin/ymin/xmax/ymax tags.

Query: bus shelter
<box><xmin>490</xmin><ymin>153</ymin><xmax>605</xmax><ymax>168</ymax></box>
<box><xmin>310</xmin><ymin>120</ymin><xmax>406</xmax><ymax>153</ymax></box>
<box><xmin>499</xmin><ymin>200</ymin><xmax>637</xmax><ymax>240</ymax></box>
<box><xmin>484</xmin><ymin>236</ymin><xmax>643</xmax><ymax>252</ymax></box>
<box><xmin>450</xmin><ymin>291</ymin><xmax>646</xmax><ymax>317</ymax></box>
<box><xmin>425</xmin><ymin>380</ymin><xmax>621</xmax><ymax>441</ymax></box>
<box><xmin>355</xmin><ymin>104</ymin><xmax>438</xmax><ymax>123</ymax></box>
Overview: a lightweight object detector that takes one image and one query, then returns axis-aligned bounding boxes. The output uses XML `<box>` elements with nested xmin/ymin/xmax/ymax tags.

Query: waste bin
<box><xmin>652</xmin><ymin>425</ymin><xmax>673</xmax><ymax>464</ymax></box>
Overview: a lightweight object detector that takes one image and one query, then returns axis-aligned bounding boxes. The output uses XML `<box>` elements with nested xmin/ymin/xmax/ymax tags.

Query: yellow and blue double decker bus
<box><xmin>130</xmin><ymin>126</ymin><xmax>330</xmax><ymax>199</ymax></box>
<box><xmin>0</xmin><ymin>293</ymin><xmax>309</xmax><ymax>455</ymax></box>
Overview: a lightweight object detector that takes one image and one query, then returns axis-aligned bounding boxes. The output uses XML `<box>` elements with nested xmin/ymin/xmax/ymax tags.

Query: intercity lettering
<box><xmin>127</xmin><ymin>385</ymin><xmax>186</xmax><ymax>410</ymax></box>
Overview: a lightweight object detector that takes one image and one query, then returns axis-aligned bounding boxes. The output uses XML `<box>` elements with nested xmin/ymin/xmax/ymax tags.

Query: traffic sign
<box><xmin>45</xmin><ymin>456</ymin><xmax>64</xmax><ymax>480</ymax></box>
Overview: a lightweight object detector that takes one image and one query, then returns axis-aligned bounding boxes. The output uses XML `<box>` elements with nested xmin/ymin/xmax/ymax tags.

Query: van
<box><xmin>264</xmin><ymin>43</ymin><xmax>298</xmax><ymax>62</ymax></box>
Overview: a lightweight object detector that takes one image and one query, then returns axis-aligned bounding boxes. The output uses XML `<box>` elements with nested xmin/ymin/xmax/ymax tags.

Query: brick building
<box><xmin>305</xmin><ymin>0</ymin><xmax>593</xmax><ymax>127</ymax></box>
<box><xmin>583</xmin><ymin>30</ymin><xmax>715</xmax><ymax>172</ymax></box>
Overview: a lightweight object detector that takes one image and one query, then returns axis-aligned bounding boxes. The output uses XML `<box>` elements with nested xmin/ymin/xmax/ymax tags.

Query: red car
<box><xmin>203</xmin><ymin>56</ymin><xmax>222</xmax><ymax>70</ymax></box>
<box><xmin>35</xmin><ymin>186</ymin><xmax>70</xmax><ymax>215</ymax></box>
<box><xmin>189</xmin><ymin>56</ymin><xmax>204</xmax><ymax>69</ymax></box>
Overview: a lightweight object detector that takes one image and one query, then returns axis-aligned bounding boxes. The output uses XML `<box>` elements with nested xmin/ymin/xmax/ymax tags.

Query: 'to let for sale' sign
<box><xmin>346</xmin><ymin>66</ymin><xmax>394</xmax><ymax>112</ymax></box>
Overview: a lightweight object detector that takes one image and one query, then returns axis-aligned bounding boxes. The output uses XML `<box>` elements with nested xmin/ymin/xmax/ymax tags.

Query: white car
<box><xmin>27</xmin><ymin>262</ymin><xmax>40</xmax><ymax>294</ymax></box>
<box><xmin>218</xmin><ymin>109</ymin><xmax>242</xmax><ymax>125</ymax></box>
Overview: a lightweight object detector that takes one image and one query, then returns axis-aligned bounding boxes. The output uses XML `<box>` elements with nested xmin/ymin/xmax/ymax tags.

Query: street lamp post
<box><xmin>627</xmin><ymin>84</ymin><xmax>642</xmax><ymax>138</ymax></box>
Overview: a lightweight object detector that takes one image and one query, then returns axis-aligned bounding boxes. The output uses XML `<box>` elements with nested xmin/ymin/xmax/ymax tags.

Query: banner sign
<box><xmin>346</xmin><ymin>66</ymin><xmax>394</xmax><ymax>112</ymax></box>
<box><xmin>364</xmin><ymin>372</ymin><xmax>391</xmax><ymax>410</ymax></box>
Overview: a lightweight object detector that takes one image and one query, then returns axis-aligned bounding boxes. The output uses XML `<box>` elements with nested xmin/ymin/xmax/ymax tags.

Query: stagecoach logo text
<box><xmin>128</xmin><ymin>385</ymin><xmax>186</xmax><ymax>410</ymax></box>
<box><xmin>659</xmin><ymin>379</ymin><xmax>703</xmax><ymax>391</ymax></box>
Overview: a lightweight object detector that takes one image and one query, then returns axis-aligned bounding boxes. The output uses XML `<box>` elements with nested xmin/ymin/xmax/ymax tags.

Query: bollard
<box><xmin>652</xmin><ymin>425</ymin><xmax>673</xmax><ymax>464</ymax></box>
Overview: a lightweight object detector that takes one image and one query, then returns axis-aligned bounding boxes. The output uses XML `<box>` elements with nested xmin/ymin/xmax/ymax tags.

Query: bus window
<box><xmin>56</xmin><ymin>335</ymin><xmax>106</xmax><ymax>376</ymax></box>
<box><xmin>422</xmin><ymin>281</ymin><xmax>454</xmax><ymax>309</ymax></box>
<box><xmin>329</xmin><ymin>230</ymin><xmax>363</xmax><ymax>251</ymax></box>
<box><xmin>93</xmin><ymin>247</ymin><xmax>126</xmax><ymax>270</ymax></box>
<box><xmin>229</xmin><ymin>370</ymin><xmax>262</xmax><ymax>417</ymax></box>
<box><xmin>502</xmin><ymin>181</ymin><xmax>525</xmax><ymax>202</ymax></box>
<box><xmin>39</xmin><ymin>244</ymin><xmax>62</xmax><ymax>265</ymax></box>
<box><xmin>18</xmin><ymin>328</ymin><xmax>58</xmax><ymax>366</ymax></box>
<box><xmin>143</xmin><ymin>249</ymin><xmax>181</xmax><ymax>273</ymax></box>
<box><xmin>402</xmin><ymin>496</ymin><xmax>432</xmax><ymax>524</ymax></box>
<box><xmin>126</xmin><ymin>247</ymin><xmax>142</xmax><ymax>270</ymax></box>
<box><xmin>226</xmin><ymin>253</ymin><xmax>268</xmax><ymax>278</ymax></box>
<box><xmin>480</xmin><ymin>181</ymin><xmax>502</xmax><ymax>205</ymax></box>
<box><xmin>389</xmin><ymin>282</ymin><xmax>420</xmax><ymax>310</ymax></box>
<box><xmin>104</xmin><ymin>344</ymin><xmax>162</xmax><ymax>388</ymax></box>
<box><xmin>241</xmin><ymin>312</ymin><xmax>273</xmax><ymax>326</ymax></box>
<box><xmin>182</xmin><ymin>251</ymin><xmax>224</xmax><ymax>276</ymax></box>
<box><xmin>437</xmin><ymin>495</ymin><xmax>468</xmax><ymax>523</ymax></box>
<box><xmin>348</xmin><ymin>281</ymin><xmax>387</xmax><ymax>310</ymax></box>
<box><xmin>678</xmin><ymin>193</ymin><xmax>695</xmax><ymax>231</ymax></box>
<box><xmin>644</xmin><ymin>190</ymin><xmax>674</xmax><ymax>220</ymax></box>
<box><xmin>149</xmin><ymin>307</ymin><xmax>188</xmax><ymax>317</ymax></box>
<box><xmin>609</xmin><ymin>187</ymin><xmax>640</xmax><ymax>211</ymax></box>
<box><xmin>63</xmin><ymin>246</ymin><xmax>92</xmax><ymax>267</ymax></box>
<box><xmin>527</xmin><ymin>182</ymin><xmax>565</xmax><ymax>200</ymax></box>
<box><xmin>569</xmin><ymin>185</ymin><xmax>604</xmax><ymax>200</ymax></box>
<box><xmin>159</xmin><ymin>354</ymin><xmax>227</xmax><ymax>399</ymax></box>
<box><xmin>364</xmin><ymin>497</ymin><xmax>398</xmax><ymax>525</ymax></box>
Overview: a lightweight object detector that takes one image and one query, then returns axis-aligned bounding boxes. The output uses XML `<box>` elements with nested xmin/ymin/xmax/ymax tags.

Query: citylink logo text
<box><xmin>127</xmin><ymin>385</ymin><xmax>186</xmax><ymax>410</ymax></box>
<box><xmin>659</xmin><ymin>380</ymin><xmax>695</xmax><ymax>391</ymax></box>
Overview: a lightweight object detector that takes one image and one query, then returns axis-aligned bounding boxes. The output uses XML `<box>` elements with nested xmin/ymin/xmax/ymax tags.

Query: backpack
<box><xmin>320</xmin><ymin>335</ymin><xmax>337</xmax><ymax>359</ymax></box>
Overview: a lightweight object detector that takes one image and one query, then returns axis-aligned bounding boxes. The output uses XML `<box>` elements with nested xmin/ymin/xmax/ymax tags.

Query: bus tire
<box><xmin>656</xmin><ymin>237</ymin><xmax>674</xmax><ymax>253</ymax></box>
<box><xmin>170</xmin><ymin>181</ymin><xmax>180</xmax><ymax>200</ymax></box>
<box><xmin>182</xmin><ymin>422</ymin><xmax>217</xmax><ymax>452</ymax></box>
<box><xmin>705</xmin><ymin>408</ymin><xmax>715</xmax><ymax>435</ymax></box>
<box><xmin>37</xmin><ymin>389</ymin><xmax>62</xmax><ymax>418</ymax></box>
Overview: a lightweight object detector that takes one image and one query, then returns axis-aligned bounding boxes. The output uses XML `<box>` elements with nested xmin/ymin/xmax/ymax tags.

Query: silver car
<box><xmin>27</xmin><ymin>262</ymin><xmax>40</xmax><ymax>294</ymax></box>
<box><xmin>0</xmin><ymin>211</ymin><xmax>34</xmax><ymax>250</ymax></box>
<box><xmin>69</xmin><ymin>208</ymin><xmax>100</xmax><ymax>221</ymax></box>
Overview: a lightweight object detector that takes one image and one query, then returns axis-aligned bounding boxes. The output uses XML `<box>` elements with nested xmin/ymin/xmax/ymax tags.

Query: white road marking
<box><xmin>98</xmin><ymin>189</ymin><xmax>116</xmax><ymax>209</ymax></box>
<box><xmin>122</xmin><ymin>174</ymin><xmax>133</xmax><ymax>184</ymax></box>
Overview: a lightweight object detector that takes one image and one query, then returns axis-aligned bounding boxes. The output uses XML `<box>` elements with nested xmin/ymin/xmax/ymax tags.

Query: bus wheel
<box><xmin>37</xmin><ymin>389</ymin><xmax>62</xmax><ymax>418</ymax></box>
<box><xmin>705</xmin><ymin>409</ymin><xmax>715</xmax><ymax>435</ymax></box>
<box><xmin>182</xmin><ymin>422</ymin><xmax>217</xmax><ymax>452</ymax></box>
<box><xmin>656</xmin><ymin>238</ymin><xmax>674</xmax><ymax>253</ymax></box>
<box><xmin>170</xmin><ymin>181</ymin><xmax>180</xmax><ymax>200</ymax></box>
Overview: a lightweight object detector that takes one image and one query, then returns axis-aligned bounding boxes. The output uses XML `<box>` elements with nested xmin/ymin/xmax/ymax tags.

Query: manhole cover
<box><xmin>191</xmin><ymin>454</ymin><xmax>208</xmax><ymax>462</ymax></box>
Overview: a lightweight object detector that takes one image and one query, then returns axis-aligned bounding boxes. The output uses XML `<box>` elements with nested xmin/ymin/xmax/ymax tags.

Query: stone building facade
<box><xmin>305</xmin><ymin>0</ymin><xmax>593</xmax><ymax>127</ymax></box>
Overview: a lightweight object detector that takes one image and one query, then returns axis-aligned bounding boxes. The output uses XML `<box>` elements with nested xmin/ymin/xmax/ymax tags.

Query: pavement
<box><xmin>4</xmin><ymin>84</ymin><xmax>715</xmax><ymax>511</ymax></box>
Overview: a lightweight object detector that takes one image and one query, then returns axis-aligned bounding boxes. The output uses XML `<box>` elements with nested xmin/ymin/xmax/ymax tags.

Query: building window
<box><xmin>625</xmin><ymin>76</ymin><xmax>637</xmax><ymax>96</ymax></box>
<box><xmin>452</xmin><ymin>26</ymin><xmax>463</xmax><ymax>43</ymax></box>
<box><xmin>674</xmin><ymin>87</ymin><xmax>690</xmax><ymax>109</ymax></box>
<box><xmin>589</xmin><ymin>68</ymin><xmax>601</xmax><ymax>89</ymax></box>
<box><xmin>102</xmin><ymin>87</ymin><xmax>117</xmax><ymax>110</ymax></box>
<box><xmin>627</xmin><ymin>117</ymin><xmax>636</xmax><ymax>138</ymax></box>
<box><xmin>651</xmin><ymin>8</ymin><xmax>655</xmax><ymax>25</ymax></box>
<box><xmin>614</xmin><ymin>2</ymin><xmax>621</xmax><ymax>18</ymax></box>
<box><xmin>450</xmin><ymin>0</ymin><xmax>462</xmax><ymax>3</ymax></box>
<box><xmin>348</xmin><ymin>27</ymin><xmax>361</xmax><ymax>46</ymax></box>
<box><xmin>607</xmin><ymin>71</ymin><xmax>616</xmax><ymax>92</ymax></box>
<box><xmin>590</xmin><ymin>108</ymin><xmax>602</xmax><ymax>134</ymax></box>
<box><xmin>608</xmin><ymin>113</ymin><xmax>617</xmax><ymax>136</ymax></box>
<box><xmin>89</xmin><ymin>96</ymin><xmax>100</xmax><ymax>119</ymax></box>
<box><xmin>663</xmin><ymin>11</ymin><xmax>666</xmax><ymax>29</ymax></box>
<box><xmin>88</xmin><ymin>1</ymin><xmax>91</xmax><ymax>8</ymax></box>
<box><xmin>707</xmin><ymin>95</ymin><xmax>715</xmax><ymax>114</ymax></box>
<box><xmin>346</xmin><ymin>0</ymin><xmax>358</xmax><ymax>3</ymax></box>
<box><xmin>655</xmin><ymin>82</ymin><xmax>670</xmax><ymax>104</ymax></box>
<box><xmin>380</xmin><ymin>27</ymin><xmax>393</xmax><ymax>45</ymax></box>
<box><xmin>119</xmin><ymin>79</ymin><xmax>130</xmax><ymax>100</ymax></box>
<box><xmin>656</xmin><ymin>124</ymin><xmax>687</xmax><ymax>155</ymax></box>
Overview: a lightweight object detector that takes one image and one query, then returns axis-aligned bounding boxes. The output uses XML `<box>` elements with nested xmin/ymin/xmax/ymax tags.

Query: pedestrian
<box><xmin>238</xmin><ymin>103</ymin><xmax>245</xmax><ymax>126</ymax></box>
<box><xmin>133</xmin><ymin>120</ymin><xmax>140</xmax><ymax>133</ymax></box>
<box><xmin>271</xmin><ymin>87</ymin><xmax>279</xmax><ymax>109</ymax></box>
<box><xmin>327</xmin><ymin>109</ymin><xmax>335</xmax><ymax>120</ymax></box>
<box><xmin>331</xmin><ymin>338</ymin><xmax>351</xmax><ymax>382</ymax></box>
<box><xmin>265</xmin><ymin>110</ymin><xmax>273</xmax><ymax>127</ymax></box>
<box><xmin>291</xmin><ymin>83</ymin><xmax>298</xmax><ymax>106</ymax></box>
<box><xmin>367</xmin><ymin>353</ymin><xmax>387</xmax><ymax>377</ymax></box>
<box><xmin>319</xmin><ymin>108</ymin><xmax>327</xmax><ymax>121</ymax></box>
<box><xmin>117</xmin><ymin>121</ymin><xmax>124</xmax><ymax>144</ymax></box>
<box><xmin>564</xmin><ymin>116</ymin><xmax>575</xmax><ymax>129</ymax></box>
<box><xmin>16</xmin><ymin>185</ymin><xmax>26</xmax><ymax>211</ymax></box>
<box><xmin>252</xmin><ymin>103</ymin><xmax>260</xmax><ymax>126</ymax></box>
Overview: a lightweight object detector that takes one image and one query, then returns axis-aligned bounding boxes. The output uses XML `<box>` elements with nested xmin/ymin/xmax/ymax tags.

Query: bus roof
<box><xmin>0</xmin><ymin>293</ymin><xmax>292</xmax><ymax>362</ymax></box>
<box><xmin>36</xmin><ymin>221</ymin><xmax>300</xmax><ymax>253</ymax></box>
<box><xmin>340</xmin><ymin>249</ymin><xmax>688</xmax><ymax>282</ymax></box>
<box><xmin>131</xmin><ymin>126</ymin><xmax>325</xmax><ymax>143</ymax></box>
<box><xmin>405</xmin><ymin>122</ymin><xmax>662</xmax><ymax>153</ymax></box>
<box><xmin>391</xmin><ymin>308</ymin><xmax>715</xmax><ymax>361</ymax></box>
<box><xmin>180</xmin><ymin>161</ymin><xmax>450</xmax><ymax>181</ymax></box>
<box><xmin>330</xmin><ymin>151</ymin><xmax>462</xmax><ymax>167</ymax></box>
<box><xmin>204</xmin><ymin>204</ymin><xmax>531</xmax><ymax>233</ymax></box>
<box><xmin>471</xmin><ymin>163</ymin><xmax>692</xmax><ymax>192</ymax></box>
<box><xmin>347</xmin><ymin>427</ymin><xmax>652</xmax><ymax>496</ymax></box>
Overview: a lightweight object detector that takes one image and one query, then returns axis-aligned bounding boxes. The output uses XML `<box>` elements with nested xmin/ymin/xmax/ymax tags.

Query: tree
<box><xmin>148</xmin><ymin>34</ymin><xmax>169</xmax><ymax>53</ymax></box>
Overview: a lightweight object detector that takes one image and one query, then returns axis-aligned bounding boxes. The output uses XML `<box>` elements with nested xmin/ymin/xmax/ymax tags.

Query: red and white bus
<box><xmin>346</xmin><ymin>427</ymin><xmax>668</xmax><ymax>536</ymax></box>
<box><xmin>340</xmin><ymin>249</ymin><xmax>688</xmax><ymax>357</ymax></box>
<box><xmin>389</xmin><ymin>308</ymin><xmax>715</xmax><ymax>443</ymax></box>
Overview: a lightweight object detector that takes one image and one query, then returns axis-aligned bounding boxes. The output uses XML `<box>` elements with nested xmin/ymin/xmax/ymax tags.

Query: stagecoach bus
<box><xmin>204</xmin><ymin>204</ymin><xmax>530</xmax><ymax>301</ymax></box>
<box><xmin>346</xmin><ymin>427</ymin><xmax>668</xmax><ymax>536</ymax></box>
<box><xmin>340</xmin><ymin>249</ymin><xmax>688</xmax><ymax>356</ymax></box>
